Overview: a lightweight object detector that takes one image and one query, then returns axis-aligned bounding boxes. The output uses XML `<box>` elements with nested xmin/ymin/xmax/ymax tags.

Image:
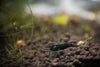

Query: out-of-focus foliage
<box><xmin>0</xmin><ymin>0</ymin><xmax>26</xmax><ymax>45</ymax></box>
<box><xmin>52</xmin><ymin>14</ymin><xmax>69</xmax><ymax>25</ymax></box>
<box><xmin>82</xmin><ymin>23</ymin><xmax>91</xmax><ymax>33</ymax></box>
<box><xmin>0</xmin><ymin>0</ymin><xmax>24</xmax><ymax>31</ymax></box>
<box><xmin>5</xmin><ymin>44</ymin><xmax>19</xmax><ymax>59</ymax></box>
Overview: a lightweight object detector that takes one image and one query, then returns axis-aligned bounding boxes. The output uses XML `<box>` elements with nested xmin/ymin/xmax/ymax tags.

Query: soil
<box><xmin>1</xmin><ymin>33</ymin><xmax>100</xmax><ymax>67</ymax></box>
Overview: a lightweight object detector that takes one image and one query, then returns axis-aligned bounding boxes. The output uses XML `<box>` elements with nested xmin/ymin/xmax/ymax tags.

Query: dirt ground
<box><xmin>1</xmin><ymin>33</ymin><xmax>100</xmax><ymax>67</ymax></box>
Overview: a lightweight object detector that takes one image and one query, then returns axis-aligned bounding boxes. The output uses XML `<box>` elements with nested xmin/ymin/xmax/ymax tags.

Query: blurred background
<box><xmin>0</xmin><ymin>0</ymin><xmax>100</xmax><ymax>49</ymax></box>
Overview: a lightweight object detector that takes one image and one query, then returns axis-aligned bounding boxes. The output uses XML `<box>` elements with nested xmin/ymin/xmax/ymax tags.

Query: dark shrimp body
<box><xmin>48</xmin><ymin>42</ymin><xmax>77</xmax><ymax>51</ymax></box>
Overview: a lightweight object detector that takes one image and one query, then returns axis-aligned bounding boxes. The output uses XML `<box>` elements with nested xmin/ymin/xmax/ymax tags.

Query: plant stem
<box><xmin>84</xmin><ymin>37</ymin><xmax>92</xmax><ymax>46</ymax></box>
<box><xmin>27</xmin><ymin>3</ymin><xmax>34</xmax><ymax>40</ymax></box>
